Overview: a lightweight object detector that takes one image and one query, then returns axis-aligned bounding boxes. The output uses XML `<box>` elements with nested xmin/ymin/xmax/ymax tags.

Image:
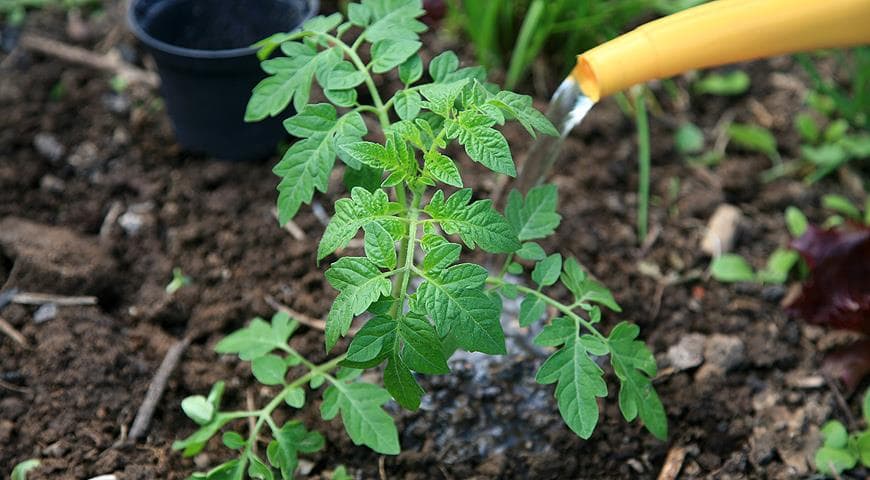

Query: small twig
<box><xmin>0</xmin><ymin>316</ymin><xmax>28</xmax><ymax>348</ymax></box>
<box><xmin>13</xmin><ymin>292</ymin><xmax>97</xmax><ymax>306</ymax></box>
<box><xmin>100</xmin><ymin>201</ymin><xmax>125</xmax><ymax>239</ymax></box>
<box><xmin>128</xmin><ymin>336</ymin><xmax>192</xmax><ymax>442</ymax></box>
<box><xmin>824</xmin><ymin>372</ymin><xmax>859</xmax><ymax>431</ymax></box>
<box><xmin>271</xmin><ymin>208</ymin><xmax>307</xmax><ymax>241</ymax></box>
<box><xmin>378</xmin><ymin>456</ymin><xmax>387</xmax><ymax>480</ymax></box>
<box><xmin>265</xmin><ymin>295</ymin><xmax>363</xmax><ymax>337</ymax></box>
<box><xmin>0</xmin><ymin>378</ymin><xmax>30</xmax><ymax>393</ymax></box>
<box><xmin>246</xmin><ymin>388</ymin><xmax>257</xmax><ymax>455</ymax></box>
<box><xmin>657</xmin><ymin>445</ymin><xmax>687</xmax><ymax>480</ymax></box>
<box><xmin>19</xmin><ymin>33</ymin><xmax>159</xmax><ymax>88</ymax></box>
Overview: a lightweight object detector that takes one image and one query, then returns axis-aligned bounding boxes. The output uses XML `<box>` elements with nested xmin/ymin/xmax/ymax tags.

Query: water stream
<box><xmin>515</xmin><ymin>77</ymin><xmax>596</xmax><ymax>192</ymax></box>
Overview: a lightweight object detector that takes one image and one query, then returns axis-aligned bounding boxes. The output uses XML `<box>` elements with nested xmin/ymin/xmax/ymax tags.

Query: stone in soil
<box><xmin>666</xmin><ymin>333</ymin><xmax>707</xmax><ymax>371</ymax></box>
<box><xmin>33</xmin><ymin>132</ymin><xmax>65</xmax><ymax>162</ymax></box>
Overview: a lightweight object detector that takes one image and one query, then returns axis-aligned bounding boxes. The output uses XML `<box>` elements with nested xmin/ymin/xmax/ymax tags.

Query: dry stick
<box><xmin>271</xmin><ymin>208</ymin><xmax>307</xmax><ymax>241</ymax></box>
<box><xmin>265</xmin><ymin>295</ymin><xmax>364</xmax><ymax>336</ymax></box>
<box><xmin>824</xmin><ymin>372</ymin><xmax>859</xmax><ymax>431</ymax></box>
<box><xmin>0</xmin><ymin>316</ymin><xmax>28</xmax><ymax>348</ymax></box>
<box><xmin>0</xmin><ymin>377</ymin><xmax>29</xmax><ymax>393</ymax></box>
<box><xmin>128</xmin><ymin>336</ymin><xmax>192</xmax><ymax>442</ymax></box>
<box><xmin>657</xmin><ymin>445</ymin><xmax>687</xmax><ymax>480</ymax></box>
<box><xmin>19</xmin><ymin>34</ymin><xmax>159</xmax><ymax>89</ymax></box>
<box><xmin>13</xmin><ymin>292</ymin><xmax>97</xmax><ymax>306</ymax></box>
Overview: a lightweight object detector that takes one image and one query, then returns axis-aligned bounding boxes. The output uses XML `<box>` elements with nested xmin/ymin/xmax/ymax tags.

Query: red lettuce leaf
<box><xmin>785</xmin><ymin>225</ymin><xmax>870</xmax><ymax>335</ymax></box>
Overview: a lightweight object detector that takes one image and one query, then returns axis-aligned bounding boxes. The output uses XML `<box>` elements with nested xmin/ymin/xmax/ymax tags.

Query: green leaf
<box><xmin>423</xmin><ymin>151</ymin><xmax>463</xmax><ymax>187</ymax></box>
<box><xmin>399</xmin><ymin>312</ymin><xmax>449</xmax><ymax>374</ymax></box>
<box><xmin>446</xmin><ymin>112</ymin><xmax>515</xmax><ymax>176</ymax></box>
<box><xmin>252</xmin><ymin>354</ymin><xmax>288</xmax><ymax>385</ymax></box>
<box><xmin>416</xmin><ymin>263</ymin><xmax>506</xmax><ymax>354</ymax></box>
<box><xmin>822</xmin><ymin>194</ymin><xmax>861</xmax><ymax>220</ymax></box>
<box><xmin>507</xmin><ymin>262</ymin><xmax>523</xmax><ymax>275</ymax></box>
<box><xmin>710</xmin><ymin>254</ymin><xmax>756</xmax><ymax>283</ymax></box>
<box><xmin>172</xmin><ymin>413</ymin><xmax>235</xmax><ymax>456</ymax></box>
<box><xmin>332</xmin><ymin>465</ymin><xmax>352</xmax><ymax>480</ymax></box>
<box><xmin>857</xmin><ymin>431</ymin><xmax>870</xmax><ymax>467</ymax></box>
<box><xmin>429</xmin><ymin>51</ymin><xmax>459</xmax><ymax>82</ymax></box>
<box><xmin>384</xmin><ymin>352</ymin><xmax>425</xmax><ymax>409</ymax></box>
<box><xmin>815</xmin><ymin>446</ymin><xmax>857</xmax><ymax>475</ymax></box>
<box><xmin>319</xmin><ymin>187</ymin><xmax>404</xmax><ymax>260</ymax></box>
<box><xmin>325</xmin><ymin>257</ymin><xmax>393</xmax><ymax>349</ymax></box>
<box><xmin>363</xmin><ymin>222</ymin><xmax>397</xmax><ymax>269</ymax></box>
<box><xmin>371</xmin><ymin>39</ymin><xmax>422</xmax><ymax>74</ymax></box>
<box><xmin>268</xmin><ymin>420</ymin><xmax>325</xmax><ymax>479</ymax></box>
<box><xmin>285</xmin><ymin>387</ymin><xmax>306</xmax><ymax>409</ymax></box>
<box><xmin>756</xmin><ymin>248</ymin><xmax>799</xmax><ymax>284</ymax></box>
<box><xmin>824</xmin><ymin>118</ymin><xmax>850</xmax><ymax>142</ymax></box>
<box><xmin>363</xmin><ymin>0</ymin><xmax>426</xmax><ymax>43</ymax></box>
<box><xmin>303</xmin><ymin>12</ymin><xmax>342</xmax><ymax>33</ymax></box>
<box><xmin>222</xmin><ymin>431</ymin><xmax>246</xmax><ymax>449</ymax></box>
<box><xmin>394</xmin><ymin>89</ymin><xmax>422</xmax><ymax>121</ymax></box>
<box><xmin>344</xmin><ymin>315</ymin><xmax>397</xmax><ymax>364</ymax></box>
<box><xmin>398</xmin><ymin>54</ymin><xmax>423</xmax><ymax>84</ymax></box>
<box><xmin>181</xmin><ymin>395</ymin><xmax>215</xmax><ymax>425</ymax></box>
<box><xmin>675</xmin><ymin>122</ymin><xmax>705</xmax><ymax>155</ymax></box>
<box><xmin>532</xmin><ymin>253</ymin><xmax>562</xmax><ymax>287</ymax></box>
<box><xmin>424</xmin><ymin>189</ymin><xmax>520</xmax><ymax>253</ymax></box>
<box><xmin>820</xmin><ymin>420</ymin><xmax>849</xmax><ymax>448</ymax></box>
<box><xmin>248</xmin><ymin>455</ymin><xmax>274</xmax><ymax>480</ymax></box>
<box><xmin>487</xmin><ymin>90</ymin><xmax>558</xmax><ymax>137</ymax></box>
<box><xmin>785</xmin><ymin>206</ymin><xmax>809</xmax><ymax>237</ymax></box>
<box><xmin>348</xmin><ymin>3</ymin><xmax>371</xmax><ymax>26</ymax></box>
<box><xmin>342</xmin><ymin>135</ymin><xmax>417</xmax><ymax>184</ymax></box>
<box><xmin>536</xmin><ymin>334</ymin><xmax>607</xmax><ymax>439</ymax></box>
<box><xmin>274</xmin><ymin>106</ymin><xmax>366</xmax><ymax>225</ymax></box>
<box><xmin>215</xmin><ymin>317</ymin><xmax>292</xmax><ymax>360</ymax></box>
<box><xmin>794</xmin><ymin>112</ymin><xmax>820</xmax><ymax>143</ymax></box>
<box><xmin>325</xmin><ymin>62</ymin><xmax>366</xmax><ymax>90</ymax></box>
<box><xmin>727</xmin><ymin>123</ymin><xmax>778</xmax><ymax>159</ymax></box>
<box><xmin>324</xmin><ymin>88</ymin><xmax>358</xmax><ymax>107</ymax></box>
<box><xmin>519</xmin><ymin>295</ymin><xmax>546</xmax><ymax>328</ymax></box>
<box><xmin>419</xmin><ymin>79</ymin><xmax>468</xmax><ymax>116</ymax></box>
<box><xmin>422</xmin><ymin>241</ymin><xmax>461</xmax><ymax>272</ymax></box>
<box><xmin>608</xmin><ymin>322</ymin><xmax>667</xmax><ymax>440</ymax></box>
<box><xmin>321</xmin><ymin>382</ymin><xmax>400</xmax><ymax>454</ymax></box>
<box><xmin>533</xmin><ymin>317</ymin><xmax>575</xmax><ymax>347</ymax></box>
<box><xmin>515</xmin><ymin>242</ymin><xmax>546</xmax><ymax>261</ymax></box>
<box><xmin>694</xmin><ymin>70</ymin><xmax>750</xmax><ymax>96</ymax></box>
<box><xmin>560</xmin><ymin>258</ymin><xmax>621</xmax><ymax>312</ymax></box>
<box><xmin>246</xmin><ymin>42</ymin><xmax>320</xmax><ymax>121</ymax></box>
<box><xmin>863</xmin><ymin>388</ymin><xmax>870</xmax><ymax>423</ymax></box>
<box><xmin>11</xmin><ymin>459</ymin><xmax>40</xmax><ymax>480</ymax></box>
<box><xmin>505</xmin><ymin>185</ymin><xmax>561</xmax><ymax>241</ymax></box>
<box><xmin>199</xmin><ymin>459</ymin><xmax>245</xmax><ymax>480</ymax></box>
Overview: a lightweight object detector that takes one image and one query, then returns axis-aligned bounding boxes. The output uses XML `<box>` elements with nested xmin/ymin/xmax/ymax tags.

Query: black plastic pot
<box><xmin>128</xmin><ymin>0</ymin><xmax>318</xmax><ymax>161</ymax></box>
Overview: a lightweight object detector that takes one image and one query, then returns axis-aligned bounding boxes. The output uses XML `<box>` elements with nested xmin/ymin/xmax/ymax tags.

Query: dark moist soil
<box><xmin>2</xmin><ymin>4</ymin><xmax>868</xmax><ymax>480</ymax></box>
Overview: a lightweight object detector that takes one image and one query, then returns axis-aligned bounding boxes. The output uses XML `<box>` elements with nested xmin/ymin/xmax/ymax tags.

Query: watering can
<box><xmin>518</xmin><ymin>0</ymin><xmax>870</xmax><ymax>189</ymax></box>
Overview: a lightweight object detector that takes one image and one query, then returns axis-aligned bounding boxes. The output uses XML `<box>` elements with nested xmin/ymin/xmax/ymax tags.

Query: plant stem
<box><xmin>390</xmin><ymin>188</ymin><xmax>423</xmax><ymax>318</ymax></box>
<box><xmin>635</xmin><ymin>89</ymin><xmax>650</xmax><ymax>243</ymax></box>
<box><xmin>485</xmin><ymin>276</ymin><xmax>607</xmax><ymax>341</ymax></box>
<box><xmin>239</xmin><ymin>354</ymin><xmax>347</xmax><ymax>465</ymax></box>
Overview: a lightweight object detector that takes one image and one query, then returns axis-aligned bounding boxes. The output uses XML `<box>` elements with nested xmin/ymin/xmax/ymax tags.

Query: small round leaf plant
<box><xmin>174</xmin><ymin>1</ymin><xmax>667</xmax><ymax>477</ymax></box>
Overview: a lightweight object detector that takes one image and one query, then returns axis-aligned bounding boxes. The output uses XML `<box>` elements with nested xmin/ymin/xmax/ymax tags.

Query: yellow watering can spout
<box><xmin>573</xmin><ymin>0</ymin><xmax>870</xmax><ymax>102</ymax></box>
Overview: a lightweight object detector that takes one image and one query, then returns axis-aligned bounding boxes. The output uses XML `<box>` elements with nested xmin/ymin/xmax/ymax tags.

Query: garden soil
<box><xmin>1</xmin><ymin>4</ymin><xmax>868</xmax><ymax>479</ymax></box>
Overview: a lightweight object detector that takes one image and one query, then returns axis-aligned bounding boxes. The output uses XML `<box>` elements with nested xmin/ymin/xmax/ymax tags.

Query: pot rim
<box><xmin>127</xmin><ymin>0</ymin><xmax>319</xmax><ymax>60</ymax></box>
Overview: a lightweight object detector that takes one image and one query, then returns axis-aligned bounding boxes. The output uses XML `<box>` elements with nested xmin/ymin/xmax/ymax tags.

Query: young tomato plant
<box><xmin>174</xmin><ymin>1</ymin><xmax>667</xmax><ymax>477</ymax></box>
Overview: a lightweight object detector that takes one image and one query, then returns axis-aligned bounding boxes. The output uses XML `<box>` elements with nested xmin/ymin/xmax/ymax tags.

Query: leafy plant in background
<box><xmin>790</xmin><ymin>47</ymin><xmax>870</xmax><ymax>183</ymax></box>
<box><xmin>174</xmin><ymin>1</ymin><xmax>667</xmax><ymax>478</ymax></box>
<box><xmin>712</xmin><ymin>195</ymin><xmax>870</xmax><ymax>389</ymax></box>
<box><xmin>0</xmin><ymin>0</ymin><xmax>97</xmax><ymax>26</ymax></box>
<box><xmin>711</xmin><ymin>194</ymin><xmax>869</xmax><ymax>284</ymax></box>
<box><xmin>447</xmin><ymin>0</ymin><xmax>704</xmax><ymax>90</ymax></box>
<box><xmin>814</xmin><ymin>388</ymin><xmax>870</xmax><ymax>476</ymax></box>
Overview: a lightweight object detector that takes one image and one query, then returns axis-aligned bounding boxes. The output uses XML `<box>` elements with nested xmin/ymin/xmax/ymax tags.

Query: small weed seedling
<box><xmin>711</xmin><ymin>194</ymin><xmax>870</xmax><ymax>284</ymax></box>
<box><xmin>174</xmin><ymin>1</ymin><xmax>666</xmax><ymax>477</ymax></box>
<box><xmin>814</xmin><ymin>388</ymin><xmax>870</xmax><ymax>476</ymax></box>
